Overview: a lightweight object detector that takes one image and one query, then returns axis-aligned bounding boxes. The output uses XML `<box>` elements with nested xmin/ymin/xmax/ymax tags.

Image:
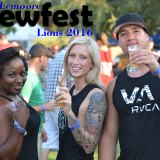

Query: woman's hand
<box><xmin>55</xmin><ymin>87</ymin><xmax>72</xmax><ymax>116</ymax></box>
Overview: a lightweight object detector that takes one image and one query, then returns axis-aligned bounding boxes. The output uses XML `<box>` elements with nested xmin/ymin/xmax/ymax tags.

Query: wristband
<box><xmin>14</xmin><ymin>120</ymin><xmax>27</xmax><ymax>136</ymax></box>
<box><xmin>152</xmin><ymin>66</ymin><xmax>160</xmax><ymax>76</ymax></box>
<box><xmin>41</xmin><ymin>104</ymin><xmax>45</xmax><ymax>112</ymax></box>
<box><xmin>69</xmin><ymin>119</ymin><xmax>80</xmax><ymax>131</ymax></box>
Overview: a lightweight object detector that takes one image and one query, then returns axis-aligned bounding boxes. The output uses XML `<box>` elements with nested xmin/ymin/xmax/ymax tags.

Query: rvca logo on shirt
<box><xmin>120</xmin><ymin>85</ymin><xmax>159</xmax><ymax>114</ymax></box>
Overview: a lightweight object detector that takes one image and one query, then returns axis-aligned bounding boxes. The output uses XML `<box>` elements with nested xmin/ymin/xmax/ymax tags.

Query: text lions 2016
<box><xmin>37</xmin><ymin>28</ymin><xmax>93</xmax><ymax>37</ymax></box>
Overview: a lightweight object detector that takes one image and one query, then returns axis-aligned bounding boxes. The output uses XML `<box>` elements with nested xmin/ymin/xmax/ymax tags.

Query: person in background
<box><xmin>51</xmin><ymin>44</ymin><xmax>59</xmax><ymax>57</ymax></box>
<box><xmin>0</xmin><ymin>32</ymin><xmax>16</xmax><ymax>50</ymax></box>
<box><xmin>95</xmin><ymin>32</ymin><xmax>114</xmax><ymax>88</ymax></box>
<box><xmin>113</xmin><ymin>53</ymin><xmax>129</xmax><ymax>76</ymax></box>
<box><xmin>15</xmin><ymin>46</ymin><xmax>30</xmax><ymax>64</ymax></box>
<box><xmin>0</xmin><ymin>47</ymin><xmax>40</xmax><ymax>160</ymax></box>
<box><xmin>41</xmin><ymin>43</ymin><xmax>69</xmax><ymax>160</ymax></box>
<box><xmin>55</xmin><ymin>36</ymin><xmax>106</xmax><ymax>160</ymax></box>
<box><xmin>99</xmin><ymin>13</ymin><xmax>160</xmax><ymax>160</ymax></box>
<box><xmin>20</xmin><ymin>43</ymin><xmax>55</xmax><ymax>159</ymax></box>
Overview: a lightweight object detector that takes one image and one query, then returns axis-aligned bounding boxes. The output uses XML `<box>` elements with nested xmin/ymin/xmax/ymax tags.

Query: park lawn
<box><xmin>48</xmin><ymin>145</ymin><xmax>120</xmax><ymax>160</ymax></box>
<box><xmin>48</xmin><ymin>151</ymin><xmax>57</xmax><ymax>160</ymax></box>
<box><xmin>48</xmin><ymin>150</ymin><xmax>98</xmax><ymax>160</ymax></box>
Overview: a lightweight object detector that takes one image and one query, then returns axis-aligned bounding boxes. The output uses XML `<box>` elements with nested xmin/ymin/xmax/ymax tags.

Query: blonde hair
<box><xmin>59</xmin><ymin>36</ymin><xmax>104</xmax><ymax>90</ymax></box>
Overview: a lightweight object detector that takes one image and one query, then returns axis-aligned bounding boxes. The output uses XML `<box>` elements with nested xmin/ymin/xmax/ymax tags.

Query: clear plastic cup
<box><xmin>127</xmin><ymin>45</ymin><xmax>139</xmax><ymax>73</ymax></box>
<box><xmin>55</xmin><ymin>85</ymin><xmax>64</xmax><ymax>108</ymax></box>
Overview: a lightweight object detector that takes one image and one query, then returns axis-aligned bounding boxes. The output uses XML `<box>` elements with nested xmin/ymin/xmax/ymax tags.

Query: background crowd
<box><xmin>0</xmin><ymin>1</ymin><xmax>160</xmax><ymax>159</ymax></box>
<box><xmin>0</xmin><ymin>24</ymin><xmax>160</xmax><ymax>159</ymax></box>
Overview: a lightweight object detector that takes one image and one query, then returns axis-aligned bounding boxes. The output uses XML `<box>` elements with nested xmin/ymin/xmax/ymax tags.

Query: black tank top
<box><xmin>113</xmin><ymin>69</ymin><xmax>160</xmax><ymax>160</ymax></box>
<box><xmin>56</xmin><ymin>83</ymin><xmax>101</xmax><ymax>160</ymax></box>
<box><xmin>0</xmin><ymin>95</ymin><xmax>40</xmax><ymax>160</ymax></box>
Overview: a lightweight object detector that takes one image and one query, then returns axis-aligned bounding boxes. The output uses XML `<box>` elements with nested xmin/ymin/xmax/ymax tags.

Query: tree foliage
<box><xmin>46</xmin><ymin>0</ymin><xmax>160</xmax><ymax>37</ymax></box>
<box><xmin>108</xmin><ymin>0</ymin><xmax>160</xmax><ymax>35</ymax></box>
<box><xmin>1</xmin><ymin>0</ymin><xmax>160</xmax><ymax>37</ymax></box>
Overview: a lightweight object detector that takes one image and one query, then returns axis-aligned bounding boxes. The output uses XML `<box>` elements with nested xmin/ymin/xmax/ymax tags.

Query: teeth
<box><xmin>72</xmin><ymin>67</ymin><xmax>80</xmax><ymax>70</ymax></box>
<box><xmin>14</xmin><ymin>86</ymin><xmax>22</xmax><ymax>89</ymax></box>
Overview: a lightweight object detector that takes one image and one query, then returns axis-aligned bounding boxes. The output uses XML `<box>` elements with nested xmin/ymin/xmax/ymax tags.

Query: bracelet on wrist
<box><xmin>69</xmin><ymin>119</ymin><xmax>80</xmax><ymax>131</ymax></box>
<box><xmin>41</xmin><ymin>104</ymin><xmax>45</xmax><ymax>112</ymax></box>
<box><xmin>152</xmin><ymin>66</ymin><xmax>160</xmax><ymax>76</ymax></box>
<box><xmin>13</xmin><ymin>119</ymin><xmax>27</xmax><ymax>136</ymax></box>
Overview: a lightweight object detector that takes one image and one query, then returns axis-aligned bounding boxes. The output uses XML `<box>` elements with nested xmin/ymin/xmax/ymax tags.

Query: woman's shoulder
<box><xmin>0</xmin><ymin>98</ymin><xmax>11</xmax><ymax>111</ymax></box>
<box><xmin>87</xmin><ymin>83</ymin><xmax>106</xmax><ymax>94</ymax></box>
<box><xmin>85</xmin><ymin>85</ymin><xmax>106</xmax><ymax>103</ymax></box>
<box><xmin>0</xmin><ymin>107</ymin><xmax>13</xmax><ymax>151</ymax></box>
<box><xmin>0</xmin><ymin>102</ymin><xmax>10</xmax><ymax>115</ymax></box>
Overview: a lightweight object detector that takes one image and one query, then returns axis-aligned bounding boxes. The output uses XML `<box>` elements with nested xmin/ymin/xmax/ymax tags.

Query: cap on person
<box><xmin>113</xmin><ymin>13</ymin><xmax>148</xmax><ymax>40</ymax></box>
<box><xmin>29</xmin><ymin>43</ymin><xmax>53</xmax><ymax>58</ymax></box>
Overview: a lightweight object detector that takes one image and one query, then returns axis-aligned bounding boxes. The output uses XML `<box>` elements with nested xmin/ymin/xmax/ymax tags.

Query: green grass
<box><xmin>48</xmin><ymin>145</ymin><xmax>120</xmax><ymax>160</ymax></box>
<box><xmin>48</xmin><ymin>150</ymin><xmax>98</xmax><ymax>160</ymax></box>
<box><xmin>48</xmin><ymin>151</ymin><xmax>57</xmax><ymax>160</ymax></box>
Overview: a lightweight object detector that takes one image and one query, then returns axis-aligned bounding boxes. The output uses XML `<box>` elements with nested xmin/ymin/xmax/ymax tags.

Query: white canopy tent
<box><xmin>7</xmin><ymin>23</ymin><xmax>45</xmax><ymax>51</ymax></box>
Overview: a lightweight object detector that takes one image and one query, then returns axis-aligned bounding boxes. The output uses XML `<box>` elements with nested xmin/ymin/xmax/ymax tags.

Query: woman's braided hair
<box><xmin>0</xmin><ymin>47</ymin><xmax>28</xmax><ymax>77</ymax></box>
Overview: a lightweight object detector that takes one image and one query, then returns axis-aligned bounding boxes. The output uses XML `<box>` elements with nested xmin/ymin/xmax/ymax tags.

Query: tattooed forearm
<box><xmin>70</xmin><ymin>92</ymin><xmax>106</xmax><ymax>154</ymax></box>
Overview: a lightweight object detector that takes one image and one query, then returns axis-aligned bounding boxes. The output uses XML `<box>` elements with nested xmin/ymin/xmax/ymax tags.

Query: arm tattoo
<box><xmin>72</xmin><ymin>92</ymin><xmax>106</xmax><ymax>153</ymax></box>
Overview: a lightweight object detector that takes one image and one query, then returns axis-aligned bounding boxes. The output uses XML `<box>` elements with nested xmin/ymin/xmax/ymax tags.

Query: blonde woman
<box><xmin>55</xmin><ymin>36</ymin><xmax>107</xmax><ymax>160</ymax></box>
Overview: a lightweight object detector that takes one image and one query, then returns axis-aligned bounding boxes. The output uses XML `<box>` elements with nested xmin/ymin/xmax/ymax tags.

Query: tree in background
<box><xmin>40</xmin><ymin>0</ymin><xmax>160</xmax><ymax>37</ymax></box>
<box><xmin>1</xmin><ymin>0</ymin><xmax>160</xmax><ymax>40</ymax></box>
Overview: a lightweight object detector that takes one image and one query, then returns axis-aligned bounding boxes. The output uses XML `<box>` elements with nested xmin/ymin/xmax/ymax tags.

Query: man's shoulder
<box><xmin>27</xmin><ymin>70</ymin><xmax>38</xmax><ymax>78</ymax></box>
<box><xmin>55</xmin><ymin>48</ymin><xmax>67</xmax><ymax>58</ymax></box>
<box><xmin>25</xmin><ymin>70</ymin><xmax>40</xmax><ymax>85</ymax></box>
<box><xmin>107</xmin><ymin>77</ymin><xmax>117</xmax><ymax>94</ymax></box>
<box><xmin>48</xmin><ymin>50</ymin><xmax>66</xmax><ymax>68</ymax></box>
<box><xmin>49</xmin><ymin>51</ymin><xmax>65</xmax><ymax>64</ymax></box>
